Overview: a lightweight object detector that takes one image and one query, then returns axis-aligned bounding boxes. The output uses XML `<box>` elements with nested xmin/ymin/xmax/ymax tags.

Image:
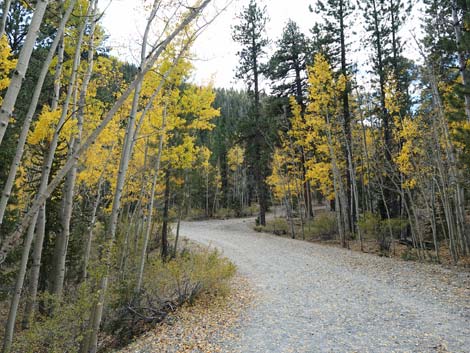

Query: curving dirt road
<box><xmin>180</xmin><ymin>217</ymin><xmax>470</xmax><ymax>353</ymax></box>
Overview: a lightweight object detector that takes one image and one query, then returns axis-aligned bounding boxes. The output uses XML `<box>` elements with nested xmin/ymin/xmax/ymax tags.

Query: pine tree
<box><xmin>232</xmin><ymin>0</ymin><xmax>270</xmax><ymax>226</ymax></box>
<box><xmin>360</xmin><ymin>0</ymin><xmax>411</xmax><ymax>218</ymax></box>
<box><xmin>313</xmin><ymin>0</ymin><xmax>355</xmax><ymax>229</ymax></box>
<box><xmin>266</xmin><ymin>19</ymin><xmax>314</xmax><ymax>218</ymax></box>
<box><xmin>267</xmin><ymin>19</ymin><xmax>310</xmax><ymax>108</ymax></box>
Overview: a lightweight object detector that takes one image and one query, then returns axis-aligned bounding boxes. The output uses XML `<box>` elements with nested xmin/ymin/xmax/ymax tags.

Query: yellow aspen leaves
<box><xmin>227</xmin><ymin>145</ymin><xmax>245</xmax><ymax>172</ymax></box>
<box><xmin>28</xmin><ymin>107</ymin><xmax>76</xmax><ymax>145</ymax></box>
<box><xmin>0</xmin><ymin>35</ymin><xmax>16</xmax><ymax>105</ymax></box>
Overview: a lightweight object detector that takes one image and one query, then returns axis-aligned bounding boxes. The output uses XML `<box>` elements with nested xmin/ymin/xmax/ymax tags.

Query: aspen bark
<box><xmin>2</xmin><ymin>213</ymin><xmax>38</xmax><ymax>353</ymax></box>
<box><xmin>83</xmin><ymin>183</ymin><xmax>102</xmax><ymax>281</ymax></box>
<box><xmin>21</xmin><ymin>204</ymin><xmax>46</xmax><ymax>329</ymax></box>
<box><xmin>0</xmin><ymin>0</ymin><xmax>12</xmax><ymax>38</ymax></box>
<box><xmin>52</xmin><ymin>0</ymin><xmax>97</xmax><ymax>299</ymax></box>
<box><xmin>0</xmin><ymin>0</ymin><xmax>50</xmax><ymax>145</ymax></box>
<box><xmin>136</xmin><ymin>107</ymin><xmax>167</xmax><ymax>293</ymax></box>
<box><xmin>2</xmin><ymin>1</ymin><xmax>84</xmax><ymax>346</ymax></box>
<box><xmin>161</xmin><ymin>169</ymin><xmax>171</xmax><ymax>260</ymax></box>
<box><xmin>0</xmin><ymin>0</ymin><xmax>76</xmax><ymax>228</ymax></box>
<box><xmin>0</xmin><ymin>0</ymin><xmax>212</xmax><ymax>267</ymax></box>
<box><xmin>52</xmin><ymin>33</ymin><xmax>65</xmax><ymax>111</ymax></box>
<box><xmin>326</xmin><ymin>113</ymin><xmax>348</xmax><ymax>246</ymax></box>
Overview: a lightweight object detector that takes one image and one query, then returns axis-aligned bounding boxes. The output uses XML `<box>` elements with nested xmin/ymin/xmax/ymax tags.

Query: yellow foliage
<box><xmin>0</xmin><ymin>35</ymin><xmax>16</xmax><ymax>105</ymax></box>
<box><xmin>302</xmin><ymin>53</ymin><xmax>346</xmax><ymax>200</ymax></box>
<box><xmin>227</xmin><ymin>145</ymin><xmax>244</xmax><ymax>171</ymax></box>
<box><xmin>28</xmin><ymin>107</ymin><xmax>77</xmax><ymax>145</ymax></box>
<box><xmin>182</xmin><ymin>85</ymin><xmax>220</xmax><ymax>131</ymax></box>
<box><xmin>306</xmin><ymin>161</ymin><xmax>335</xmax><ymax>200</ymax></box>
<box><xmin>394</xmin><ymin>116</ymin><xmax>426</xmax><ymax>190</ymax></box>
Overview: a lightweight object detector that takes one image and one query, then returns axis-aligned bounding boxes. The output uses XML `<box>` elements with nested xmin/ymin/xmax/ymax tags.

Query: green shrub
<box><xmin>307</xmin><ymin>212</ymin><xmax>337</xmax><ymax>240</ymax></box>
<box><xmin>10</xmin><ymin>246</ymin><xmax>236</xmax><ymax>353</ymax></box>
<box><xmin>357</xmin><ymin>212</ymin><xmax>382</xmax><ymax>240</ymax></box>
<box><xmin>253</xmin><ymin>218</ymin><xmax>289</xmax><ymax>235</ymax></box>
<box><xmin>358</xmin><ymin>212</ymin><xmax>408</xmax><ymax>252</ymax></box>
<box><xmin>269</xmin><ymin>218</ymin><xmax>289</xmax><ymax>235</ymax></box>
<box><xmin>401</xmin><ymin>247</ymin><xmax>418</xmax><ymax>261</ymax></box>
<box><xmin>214</xmin><ymin>207</ymin><xmax>236</xmax><ymax>219</ymax></box>
<box><xmin>12</xmin><ymin>285</ymin><xmax>94</xmax><ymax>353</ymax></box>
<box><xmin>104</xmin><ymin>249</ymin><xmax>236</xmax><ymax>345</ymax></box>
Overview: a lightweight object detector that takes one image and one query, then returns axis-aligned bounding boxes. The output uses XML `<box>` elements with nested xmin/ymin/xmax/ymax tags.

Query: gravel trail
<box><xmin>180</xmin><ymin>217</ymin><xmax>470</xmax><ymax>353</ymax></box>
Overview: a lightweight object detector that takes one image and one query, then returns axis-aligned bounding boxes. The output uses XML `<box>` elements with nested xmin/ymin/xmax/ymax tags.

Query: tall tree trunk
<box><xmin>161</xmin><ymin>169</ymin><xmax>171</xmax><ymax>260</ymax></box>
<box><xmin>326</xmin><ymin>113</ymin><xmax>348</xmax><ymax>247</ymax></box>
<box><xmin>51</xmin><ymin>0</ymin><xmax>97</xmax><ymax>299</ymax></box>
<box><xmin>2</xmin><ymin>213</ymin><xmax>38</xmax><ymax>353</ymax></box>
<box><xmin>0</xmin><ymin>0</ymin><xmax>12</xmax><ymax>37</ymax></box>
<box><xmin>0</xmin><ymin>0</ymin><xmax>50</xmax><ymax>145</ymax></box>
<box><xmin>339</xmin><ymin>0</ymin><xmax>355</xmax><ymax>232</ymax></box>
<box><xmin>0</xmin><ymin>0</ymin><xmax>75</xmax><ymax>228</ymax></box>
<box><xmin>83</xmin><ymin>183</ymin><xmax>102</xmax><ymax>281</ymax></box>
<box><xmin>371</xmin><ymin>0</ymin><xmax>396</xmax><ymax>218</ymax></box>
<box><xmin>136</xmin><ymin>108</ymin><xmax>167</xmax><ymax>293</ymax></box>
<box><xmin>0</xmin><ymin>0</ymin><xmax>212</xmax><ymax>267</ymax></box>
<box><xmin>21</xmin><ymin>203</ymin><xmax>46</xmax><ymax>329</ymax></box>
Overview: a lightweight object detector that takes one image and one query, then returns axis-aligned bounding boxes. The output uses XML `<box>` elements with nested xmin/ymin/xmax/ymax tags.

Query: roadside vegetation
<box><xmin>1</xmin><ymin>0</ymin><xmax>470</xmax><ymax>351</ymax></box>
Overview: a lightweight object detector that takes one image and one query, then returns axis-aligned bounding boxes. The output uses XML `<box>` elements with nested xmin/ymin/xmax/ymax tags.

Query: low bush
<box><xmin>253</xmin><ymin>218</ymin><xmax>289</xmax><ymax>235</ymax></box>
<box><xmin>358</xmin><ymin>212</ymin><xmax>408</xmax><ymax>252</ymax></box>
<box><xmin>12</xmin><ymin>285</ymin><xmax>94</xmax><ymax>353</ymax></box>
<box><xmin>104</xmin><ymin>248</ymin><xmax>236</xmax><ymax>347</ymax></box>
<box><xmin>214</xmin><ymin>205</ymin><xmax>258</xmax><ymax>219</ymax></box>
<box><xmin>306</xmin><ymin>212</ymin><xmax>337</xmax><ymax>240</ymax></box>
<box><xmin>10</xmin><ymin>248</ymin><xmax>235</xmax><ymax>352</ymax></box>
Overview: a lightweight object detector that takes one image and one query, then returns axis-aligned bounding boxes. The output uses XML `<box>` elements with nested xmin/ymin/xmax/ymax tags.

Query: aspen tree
<box><xmin>0</xmin><ymin>0</ymin><xmax>213</xmax><ymax>265</ymax></box>
<box><xmin>0</xmin><ymin>0</ymin><xmax>76</xmax><ymax>229</ymax></box>
<box><xmin>81</xmin><ymin>3</ymin><xmax>213</xmax><ymax>352</ymax></box>
<box><xmin>0</xmin><ymin>0</ymin><xmax>50</xmax><ymax>145</ymax></box>
<box><xmin>52</xmin><ymin>0</ymin><xmax>99</xmax><ymax>299</ymax></box>
<box><xmin>2</xmin><ymin>3</ymin><xmax>91</xmax><ymax>350</ymax></box>
<box><xmin>0</xmin><ymin>0</ymin><xmax>12</xmax><ymax>37</ymax></box>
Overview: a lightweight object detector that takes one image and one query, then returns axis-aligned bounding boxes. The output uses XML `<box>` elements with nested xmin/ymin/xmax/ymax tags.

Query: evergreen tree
<box><xmin>212</xmin><ymin>88</ymin><xmax>250</xmax><ymax>210</ymax></box>
<box><xmin>266</xmin><ymin>20</ymin><xmax>314</xmax><ymax>217</ymax></box>
<box><xmin>232</xmin><ymin>0</ymin><xmax>270</xmax><ymax>225</ymax></box>
<box><xmin>360</xmin><ymin>0</ymin><xmax>411</xmax><ymax>218</ymax></box>
<box><xmin>312</xmin><ymin>0</ymin><xmax>356</xmax><ymax>229</ymax></box>
<box><xmin>267</xmin><ymin>20</ymin><xmax>310</xmax><ymax>109</ymax></box>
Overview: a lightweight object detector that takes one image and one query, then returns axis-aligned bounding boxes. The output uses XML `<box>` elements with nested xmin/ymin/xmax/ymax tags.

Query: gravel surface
<box><xmin>180</xmin><ymin>217</ymin><xmax>470</xmax><ymax>353</ymax></box>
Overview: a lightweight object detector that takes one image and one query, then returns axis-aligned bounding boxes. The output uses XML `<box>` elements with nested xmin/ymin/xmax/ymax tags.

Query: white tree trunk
<box><xmin>0</xmin><ymin>0</ymin><xmax>12</xmax><ymax>38</ymax></box>
<box><xmin>52</xmin><ymin>0</ymin><xmax>97</xmax><ymax>299</ymax></box>
<box><xmin>0</xmin><ymin>0</ymin><xmax>50</xmax><ymax>145</ymax></box>
<box><xmin>2</xmin><ymin>212</ymin><xmax>38</xmax><ymax>353</ymax></box>
<box><xmin>136</xmin><ymin>107</ymin><xmax>167</xmax><ymax>293</ymax></box>
<box><xmin>21</xmin><ymin>203</ymin><xmax>46</xmax><ymax>329</ymax></box>
<box><xmin>0</xmin><ymin>0</ymin><xmax>212</xmax><ymax>267</ymax></box>
<box><xmin>0</xmin><ymin>0</ymin><xmax>76</xmax><ymax>231</ymax></box>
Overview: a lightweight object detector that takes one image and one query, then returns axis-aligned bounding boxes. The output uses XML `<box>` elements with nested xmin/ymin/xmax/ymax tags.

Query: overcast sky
<box><xmin>99</xmin><ymin>0</ymin><xmax>423</xmax><ymax>89</ymax></box>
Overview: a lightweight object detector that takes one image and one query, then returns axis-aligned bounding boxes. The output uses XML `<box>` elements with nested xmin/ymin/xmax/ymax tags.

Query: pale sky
<box><xmin>99</xmin><ymin>0</ymin><xmax>424</xmax><ymax>89</ymax></box>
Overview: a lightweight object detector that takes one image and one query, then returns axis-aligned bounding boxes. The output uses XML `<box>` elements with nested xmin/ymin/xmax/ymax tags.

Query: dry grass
<box><xmin>118</xmin><ymin>275</ymin><xmax>254</xmax><ymax>353</ymax></box>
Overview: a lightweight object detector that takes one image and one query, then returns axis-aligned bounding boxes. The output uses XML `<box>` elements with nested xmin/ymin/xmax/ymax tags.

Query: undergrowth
<box><xmin>8</xmin><ymin>248</ymin><xmax>236</xmax><ymax>353</ymax></box>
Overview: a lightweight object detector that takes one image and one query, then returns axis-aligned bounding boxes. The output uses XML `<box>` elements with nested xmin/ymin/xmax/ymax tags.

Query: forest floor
<box><xmin>118</xmin><ymin>275</ymin><xmax>254</xmax><ymax>353</ymax></box>
<box><xmin>171</xmin><ymin>216</ymin><xmax>470</xmax><ymax>353</ymax></box>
